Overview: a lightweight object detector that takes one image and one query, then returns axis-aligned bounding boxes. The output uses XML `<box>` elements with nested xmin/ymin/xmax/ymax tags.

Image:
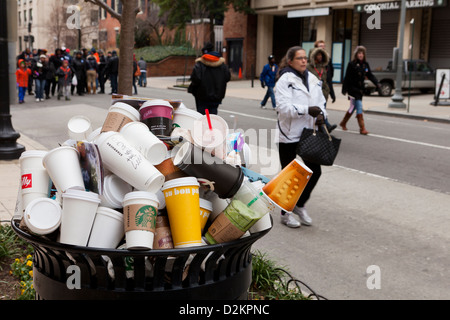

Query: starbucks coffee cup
<box><xmin>94</xmin><ymin>132</ymin><xmax>165</xmax><ymax>193</ymax></box>
<box><xmin>23</xmin><ymin>198</ymin><xmax>62</xmax><ymax>235</ymax></box>
<box><xmin>60</xmin><ymin>189</ymin><xmax>101</xmax><ymax>246</ymax></box>
<box><xmin>123</xmin><ymin>191</ymin><xmax>159</xmax><ymax>250</ymax></box>
<box><xmin>88</xmin><ymin>207</ymin><xmax>124</xmax><ymax>249</ymax></box>
<box><xmin>101</xmin><ymin>102</ymin><xmax>140</xmax><ymax>133</ymax></box>
<box><xmin>42</xmin><ymin>146</ymin><xmax>85</xmax><ymax>194</ymax></box>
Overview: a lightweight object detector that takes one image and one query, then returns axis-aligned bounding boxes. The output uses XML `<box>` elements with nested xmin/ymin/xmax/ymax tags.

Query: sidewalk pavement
<box><xmin>2</xmin><ymin>76</ymin><xmax>450</xmax><ymax>223</ymax></box>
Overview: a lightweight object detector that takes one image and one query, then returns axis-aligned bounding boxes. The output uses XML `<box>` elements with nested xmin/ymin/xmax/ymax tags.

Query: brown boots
<box><xmin>339</xmin><ymin>112</ymin><xmax>369</xmax><ymax>135</ymax></box>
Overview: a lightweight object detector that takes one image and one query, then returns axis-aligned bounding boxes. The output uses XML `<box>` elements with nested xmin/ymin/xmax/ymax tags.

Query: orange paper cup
<box><xmin>262</xmin><ymin>159</ymin><xmax>312</xmax><ymax>212</ymax></box>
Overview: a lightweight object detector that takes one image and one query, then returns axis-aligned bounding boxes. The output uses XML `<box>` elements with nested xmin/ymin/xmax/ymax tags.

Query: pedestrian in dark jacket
<box><xmin>86</xmin><ymin>52</ymin><xmax>98</xmax><ymax>94</ymax></box>
<box><xmin>188</xmin><ymin>43</ymin><xmax>231</xmax><ymax>115</ymax></box>
<box><xmin>56</xmin><ymin>60</ymin><xmax>73</xmax><ymax>101</ymax></box>
<box><xmin>32</xmin><ymin>55</ymin><xmax>49</xmax><ymax>102</ymax></box>
<box><xmin>259</xmin><ymin>54</ymin><xmax>278</xmax><ymax>110</ymax></box>
<box><xmin>105</xmin><ymin>50</ymin><xmax>119</xmax><ymax>94</ymax></box>
<box><xmin>340</xmin><ymin>45</ymin><xmax>381</xmax><ymax>135</ymax></box>
<box><xmin>97</xmin><ymin>50</ymin><xmax>107</xmax><ymax>94</ymax></box>
<box><xmin>71</xmin><ymin>51</ymin><xmax>87</xmax><ymax>96</ymax></box>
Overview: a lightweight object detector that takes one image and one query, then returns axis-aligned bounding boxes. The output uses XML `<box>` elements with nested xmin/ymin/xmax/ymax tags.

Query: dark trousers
<box><xmin>278</xmin><ymin>142</ymin><xmax>322</xmax><ymax>208</ymax></box>
<box><xmin>195</xmin><ymin>99</ymin><xmax>219</xmax><ymax>115</ymax></box>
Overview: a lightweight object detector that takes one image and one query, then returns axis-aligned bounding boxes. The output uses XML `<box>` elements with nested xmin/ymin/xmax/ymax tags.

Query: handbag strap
<box><xmin>313</xmin><ymin>117</ymin><xmax>332</xmax><ymax>142</ymax></box>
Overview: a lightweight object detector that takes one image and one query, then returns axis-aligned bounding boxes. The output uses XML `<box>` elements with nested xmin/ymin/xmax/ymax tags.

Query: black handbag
<box><xmin>296</xmin><ymin>124</ymin><xmax>341</xmax><ymax>166</ymax></box>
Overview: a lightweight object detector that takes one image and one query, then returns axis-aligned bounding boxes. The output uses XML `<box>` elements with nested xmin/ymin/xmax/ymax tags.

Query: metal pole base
<box><xmin>0</xmin><ymin>114</ymin><xmax>25</xmax><ymax>160</ymax></box>
<box><xmin>388</xmin><ymin>93</ymin><xmax>407</xmax><ymax>109</ymax></box>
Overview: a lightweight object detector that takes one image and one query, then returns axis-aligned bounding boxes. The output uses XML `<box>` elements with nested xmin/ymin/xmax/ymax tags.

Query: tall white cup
<box><xmin>88</xmin><ymin>207</ymin><xmax>124</xmax><ymax>249</ymax></box>
<box><xmin>19</xmin><ymin>150</ymin><xmax>52</xmax><ymax>210</ymax></box>
<box><xmin>60</xmin><ymin>189</ymin><xmax>101</xmax><ymax>246</ymax></box>
<box><xmin>94</xmin><ymin>132</ymin><xmax>165</xmax><ymax>193</ymax></box>
<box><xmin>120</xmin><ymin>121</ymin><xmax>167</xmax><ymax>165</ymax></box>
<box><xmin>42</xmin><ymin>146</ymin><xmax>85</xmax><ymax>194</ymax></box>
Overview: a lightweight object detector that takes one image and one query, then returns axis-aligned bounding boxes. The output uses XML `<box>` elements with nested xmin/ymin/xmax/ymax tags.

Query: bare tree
<box><xmin>46</xmin><ymin>2</ymin><xmax>77</xmax><ymax>50</ymax></box>
<box><xmin>84</xmin><ymin>0</ymin><xmax>140</xmax><ymax>95</ymax></box>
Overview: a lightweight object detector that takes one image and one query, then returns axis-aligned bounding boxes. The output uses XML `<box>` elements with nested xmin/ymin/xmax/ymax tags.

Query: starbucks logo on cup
<box><xmin>135</xmin><ymin>205</ymin><xmax>157</xmax><ymax>229</ymax></box>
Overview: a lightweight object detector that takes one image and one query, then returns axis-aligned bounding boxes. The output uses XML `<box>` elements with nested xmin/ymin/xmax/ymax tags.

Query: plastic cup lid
<box><xmin>174</xmin><ymin>107</ymin><xmax>202</xmax><ymax>117</ymax></box>
<box><xmin>140</xmin><ymin>99</ymin><xmax>173</xmax><ymax>110</ymax></box>
<box><xmin>24</xmin><ymin>198</ymin><xmax>62</xmax><ymax>234</ymax></box>
<box><xmin>109</xmin><ymin>102</ymin><xmax>140</xmax><ymax>120</ymax></box>
<box><xmin>96</xmin><ymin>206</ymin><xmax>123</xmax><ymax>222</ymax></box>
<box><xmin>19</xmin><ymin>150</ymin><xmax>48</xmax><ymax>160</ymax></box>
<box><xmin>62</xmin><ymin>188</ymin><xmax>101</xmax><ymax>203</ymax></box>
<box><xmin>161</xmin><ymin>176</ymin><xmax>199</xmax><ymax>191</ymax></box>
<box><xmin>199</xmin><ymin>198</ymin><xmax>213</xmax><ymax>211</ymax></box>
<box><xmin>123</xmin><ymin>191</ymin><xmax>159</xmax><ymax>206</ymax></box>
<box><xmin>103</xmin><ymin>174</ymin><xmax>132</xmax><ymax>206</ymax></box>
<box><xmin>68</xmin><ymin>115</ymin><xmax>91</xmax><ymax>133</ymax></box>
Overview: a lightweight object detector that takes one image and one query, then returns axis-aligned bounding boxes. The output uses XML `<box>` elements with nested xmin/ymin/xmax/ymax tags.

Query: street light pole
<box><xmin>0</xmin><ymin>0</ymin><xmax>25</xmax><ymax>160</ymax></box>
<box><xmin>388</xmin><ymin>0</ymin><xmax>407</xmax><ymax>109</ymax></box>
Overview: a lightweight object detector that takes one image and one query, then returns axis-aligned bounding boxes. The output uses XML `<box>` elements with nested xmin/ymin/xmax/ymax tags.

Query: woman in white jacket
<box><xmin>275</xmin><ymin>46</ymin><xmax>326</xmax><ymax>228</ymax></box>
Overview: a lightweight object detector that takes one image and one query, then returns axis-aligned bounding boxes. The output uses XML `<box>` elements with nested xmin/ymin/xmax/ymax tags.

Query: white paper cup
<box><xmin>94</xmin><ymin>132</ymin><xmax>165</xmax><ymax>193</ymax></box>
<box><xmin>88</xmin><ymin>207</ymin><xmax>124</xmax><ymax>249</ymax></box>
<box><xmin>101</xmin><ymin>102</ymin><xmax>140</xmax><ymax>133</ymax></box>
<box><xmin>23</xmin><ymin>198</ymin><xmax>62</xmax><ymax>235</ymax></box>
<box><xmin>100</xmin><ymin>174</ymin><xmax>132</xmax><ymax>209</ymax></box>
<box><xmin>120</xmin><ymin>121</ymin><xmax>167</xmax><ymax>165</ymax></box>
<box><xmin>249</xmin><ymin>212</ymin><xmax>272</xmax><ymax>233</ymax></box>
<box><xmin>191</xmin><ymin>114</ymin><xmax>229</xmax><ymax>159</ymax></box>
<box><xmin>20</xmin><ymin>150</ymin><xmax>52</xmax><ymax>209</ymax></box>
<box><xmin>173</xmin><ymin>108</ymin><xmax>203</xmax><ymax>132</ymax></box>
<box><xmin>67</xmin><ymin>115</ymin><xmax>93</xmax><ymax>141</ymax></box>
<box><xmin>87</xmin><ymin>127</ymin><xmax>102</xmax><ymax>142</ymax></box>
<box><xmin>60</xmin><ymin>189</ymin><xmax>101</xmax><ymax>246</ymax></box>
<box><xmin>42</xmin><ymin>146</ymin><xmax>85</xmax><ymax>194</ymax></box>
<box><xmin>123</xmin><ymin>191</ymin><xmax>159</xmax><ymax>250</ymax></box>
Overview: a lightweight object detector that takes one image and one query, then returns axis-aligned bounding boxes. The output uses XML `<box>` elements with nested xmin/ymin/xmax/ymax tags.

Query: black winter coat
<box><xmin>342</xmin><ymin>60</ymin><xmax>379</xmax><ymax>100</ymax></box>
<box><xmin>188</xmin><ymin>56</ymin><xmax>231</xmax><ymax>104</ymax></box>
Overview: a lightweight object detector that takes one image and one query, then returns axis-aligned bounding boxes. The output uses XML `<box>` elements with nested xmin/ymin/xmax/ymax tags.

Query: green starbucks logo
<box><xmin>135</xmin><ymin>205</ymin><xmax>157</xmax><ymax>229</ymax></box>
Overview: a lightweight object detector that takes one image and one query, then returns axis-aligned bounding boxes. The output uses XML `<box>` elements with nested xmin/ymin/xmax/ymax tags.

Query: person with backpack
<box><xmin>86</xmin><ymin>51</ymin><xmax>98</xmax><ymax>94</ymax></box>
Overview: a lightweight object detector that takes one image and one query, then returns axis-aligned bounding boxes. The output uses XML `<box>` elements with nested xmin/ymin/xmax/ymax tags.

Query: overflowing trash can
<box><xmin>12</xmin><ymin>219</ymin><xmax>270</xmax><ymax>300</ymax></box>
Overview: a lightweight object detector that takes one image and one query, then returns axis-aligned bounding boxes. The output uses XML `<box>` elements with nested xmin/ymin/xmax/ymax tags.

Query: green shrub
<box><xmin>134</xmin><ymin>45</ymin><xmax>196</xmax><ymax>63</ymax></box>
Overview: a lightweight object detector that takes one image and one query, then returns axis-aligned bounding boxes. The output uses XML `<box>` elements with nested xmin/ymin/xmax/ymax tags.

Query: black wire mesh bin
<box><xmin>12</xmin><ymin>219</ymin><xmax>271</xmax><ymax>300</ymax></box>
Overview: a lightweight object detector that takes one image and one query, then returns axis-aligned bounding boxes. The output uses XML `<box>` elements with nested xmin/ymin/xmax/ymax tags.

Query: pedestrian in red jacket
<box><xmin>16</xmin><ymin>59</ymin><xmax>32</xmax><ymax>104</ymax></box>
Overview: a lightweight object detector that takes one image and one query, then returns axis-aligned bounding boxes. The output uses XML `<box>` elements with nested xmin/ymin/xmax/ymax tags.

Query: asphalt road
<box><xmin>9</xmin><ymin>85</ymin><xmax>450</xmax><ymax>300</ymax></box>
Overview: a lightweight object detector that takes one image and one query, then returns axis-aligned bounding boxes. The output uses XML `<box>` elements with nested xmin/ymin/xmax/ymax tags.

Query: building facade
<box><xmin>224</xmin><ymin>0</ymin><xmax>450</xmax><ymax>82</ymax></box>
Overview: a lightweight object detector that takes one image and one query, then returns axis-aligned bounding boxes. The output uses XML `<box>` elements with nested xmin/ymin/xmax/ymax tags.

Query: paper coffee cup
<box><xmin>199</xmin><ymin>198</ymin><xmax>212</xmax><ymax>232</ymax></box>
<box><xmin>123</xmin><ymin>191</ymin><xmax>159</xmax><ymax>250</ymax></box>
<box><xmin>162</xmin><ymin>177</ymin><xmax>202</xmax><ymax>248</ymax></box>
<box><xmin>120</xmin><ymin>121</ymin><xmax>167</xmax><ymax>165</ymax></box>
<box><xmin>153</xmin><ymin>215</ymin><xmax>174</xmax><ymax>249</ymax></box>
<box><xmin>60</xmin><ymin>189</ymin><xmax>101</xmax><ymax>246</ymax></box>
<box><xmin>249</xmin><ymin>212</ymin><xmax>272</xmax><ymax>233</ymax></box>
<box><xmin>42</xmin><ymin>146</ymin><xmax>85</xmax><ymax>194</ymax></box>
<box><xmin>139</xmin><ymin>99</ymin><xmax>174</xmax><ymax>136</ymax></box>
<box><xmin>23</xmin><ymin>198</ymin><xmax>62</xmax><ymax>235</ymax></box>
<box><xmin>172</xmin><ymin>108</ymin><xmax>203</xmax><ymax>132</ymax></box>
<box><xmin>100</xmin><ymin>174</ymin><xmax>133</xmax><ymax>209</ymax></box>
<box><xmin>67</xmin><ymin>115</ymin><xmax>93</xmax><ymax>141</ymax></box>
<box><xmin>88</xmin><ymin>207</ymin><xmax>124</xmax><ymax>249</ymax></box>
<box><xmin>101</xmin><ymin>102</ymin><xmax>140</xmax><ymax>133</ymax></box>
<box><xmin>262</xmin><ymin>159</ymin><xmax>313</xmax><ymax>213</ymax></box>
<box><xmin>94</xmin><ymin>132</ymin><xmax>165</xmax><ymax>193</ymax></box>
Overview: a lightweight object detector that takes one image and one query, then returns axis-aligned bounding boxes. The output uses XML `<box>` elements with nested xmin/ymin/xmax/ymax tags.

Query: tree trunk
<box><xmin>117</xmin><ymin>0</ymin><xmax>138</xmax><ymax>96</ymax></box>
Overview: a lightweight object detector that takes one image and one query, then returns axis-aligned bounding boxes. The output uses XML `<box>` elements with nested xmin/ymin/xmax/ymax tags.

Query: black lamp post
<box><xmin>0</xmin><ymin>0</ymin><xmax>25</xmax><ymax>160</ymax></box>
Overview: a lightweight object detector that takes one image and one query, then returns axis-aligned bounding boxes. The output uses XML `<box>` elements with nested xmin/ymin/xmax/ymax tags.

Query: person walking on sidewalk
<box><xmin>188</xmin><ymin>42</ymin><xmax>231</xmax><ymax>115</ymax></box>
<box><xmin>275</xmin><ymin>46</ymin><xmax>326</xmax><ymax>228</ymax></box>
<box><xmin>340</xmin><ymin>45</ymin><xmax>380</xmax><ymax>135</ymax></box>
<box><xmin>16</xmin><ymin>59</ymin><xmax>32</xmax><ymax>104</ymax></box>
<box><xmin>56</xmin><ymin>60</ymin><xmax>73</xmax><ymax>101</ymax></box>
<box><xmin>259</xmin><ymin>55</ymin><xmax>278</xmax><ymax>110</ymax></box>
<box><xmin>86</xmin><ymin>52</ymin><xmax>98</xmax><ymax>94</ymax></box>
<box><xmin>137</xmin><ymin>57</ymin><xmax>147</xmax><ymax>87</ymax></box>
<box><xmin>32</xmin><ymin>55</ymin><xmax>49</xmax><ymax>102</ymax></box>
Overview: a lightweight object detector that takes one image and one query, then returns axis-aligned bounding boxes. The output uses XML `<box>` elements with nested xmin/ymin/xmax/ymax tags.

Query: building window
<box><xmin>18</xmin><ymin>11</ymin><xmax>21</xmax><ymax>26</ymax></box>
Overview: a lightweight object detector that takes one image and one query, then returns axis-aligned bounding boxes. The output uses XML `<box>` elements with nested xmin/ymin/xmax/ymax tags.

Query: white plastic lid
<box><xmin>139</xmin><ymin>99</ymin><xmax>173</xmax><ymax>110</ymax></box>
<box><xmin>87</xmin><ymin>127</ymin><xmax>102</xmax><ymax>142</ymax></box>
<box><xmin>123</xmin><ymin>191</ymin><xmax>159</xmax><ymax>206</ymax></box>
<box><xmin>24</xmin><ymin>198</ymin><xmax>62</xmax><ymax>235</ymax></box>
<box><xmin>20</xmin><ymin>150</ymin><xmax>48</xmax><ymax>160</ymax></box>
<box><xmin>96</xmin><ymin>206</ymin><xmax>123</xmax><ymax>223</ymax></box>
<box><xmin>174</xmin><ymin>107</ymin><xmax>202</xmax><ymax>118</ymax></box>
<box><xmin>103</xmin><ymin>175</ymin><xmax>132</xmax><ymax>207</ymax></box>
<box><xmin>109</xmin><ymin>102</ymin><xmax>140</xmax><ymax>120</ymax></box>
<box><xmin>155</xmin><ymin>189</ymin><xmax>166</xmax><ymax>210</ymax></box>
<box><xmin>161</xmin><ymin>176</ymin><xmax>199</xmax><ymax>191</ymax></box>
<box><xmin>62</xmin><ymin>188</ymin><xmax>101</xmax><ymax>203</ymax></box>
<box><xmin>199</xmin><ymin>198</ymin><xmax>213</xmax><ymax>211</ymax></box>
<box><xmin>68</xmin><ymin>115</ymin><xmax>91</xmax><ymax>133</ymax></box>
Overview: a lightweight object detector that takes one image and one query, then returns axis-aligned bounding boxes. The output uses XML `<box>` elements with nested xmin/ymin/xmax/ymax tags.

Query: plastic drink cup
<box><xmin>67</xmin><ymin>115</ymin><xmax>93</xmax><ymax>141</ymax></box>
<box><xmin>42</xmin><ymin>146</ymin><xmax>85</xmax><ymax>194</ymax></box>
<box><xmin>88</xmin><ymin>207</ymin><xmax>124</xmax><ymax>249</ymax></box>
<box><xmin>94</xmin><ymin>132</ymin><xmax>165</xmax><ymax>193</ymax></box>
<box><xmin>153</xmin><ymin>215</ymin><xmax>174</xmax><ymax>249</ymax></box>
<box><xmin>19</xmin><ymin>150</ymin><xmax>52</xmax><ymax>210</ymax></box>
<box><xmin>199</xmin><ymin>198</ymin><xmax>213</xmax><ymax>232</ymax></box>
<box><xmin>139</xmin><ymin>100</ymin><xmax>174</xmax><ymax>136</ymax></box>
<box><xmin>123</xmin><ymin>191</ymin><xmax>159</xmax><ymax>250</ymax></box>
<box><xmin>100</xmin><ymin>174</ymin><xmax>133</xmax><ymax>209</ymax></box>
<box><xmin>101</xmin><ymin>102</ymin><xmax>140</xmax><ymax>133</ymax></box>
<box><xmin>173</xmin><ymin>142</ymin><xmax>244</xmax><ymax>199</ymax></box>
<box><xmin>120</xmin><ymin>121</ymin><xmax>167</xmax><ymax>165</ymax></box>
<box><xmin>172</xmin><ymin>108</ymin><xmax>203</xmax><ymax>132</ymax></box>
<box><xmin>161</xmin><ymin>177</ymin><xmax>202</xmax><ymax>248</ymax></box>
<box><xmin>60</xmin><ymin>189</ymin><xmax>101</xmax><ymax>246</ymax></box>
<box><xmin>191</xmin><ymin>114</ymin><xmax>229</xmax><ymax>159</ymax></box>
<box><xmin>23</xmin><ymin>198</ymin><xmax>62</xmax><ymax>236</ymax></box>
<box><xmin>262</xmin><ymin>159</ymin><xmax>313</xmax><ymax>213</ymax></box>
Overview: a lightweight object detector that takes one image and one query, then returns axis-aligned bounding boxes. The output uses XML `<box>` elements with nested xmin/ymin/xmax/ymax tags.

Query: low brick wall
<box><xmin>147</xmin><ymin>55</ymin><xmax>197</xmax><ymax>77</ymax></box>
